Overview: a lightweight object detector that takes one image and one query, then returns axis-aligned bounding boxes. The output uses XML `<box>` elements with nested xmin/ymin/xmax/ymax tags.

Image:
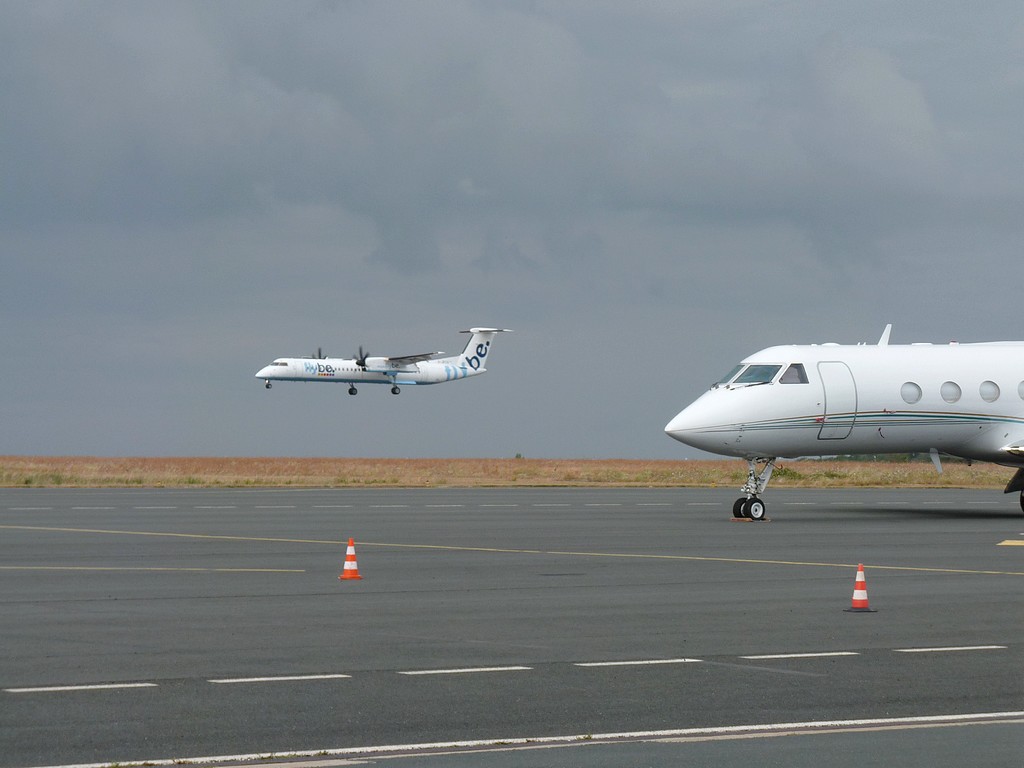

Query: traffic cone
<box><xmin>339</xmin><ymin>538</ymin><xmax>362</xmax><ymax>580</ymax></box>
<box><xmin>844</xmin><ymin>563</ymin><xmax>876</xmax><ymax>612</ymax></box>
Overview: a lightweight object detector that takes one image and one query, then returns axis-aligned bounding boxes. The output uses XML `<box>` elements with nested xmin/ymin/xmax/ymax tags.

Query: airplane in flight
<box><xmin>665</xmin><ymin>325</ymin><xmax>1024</xmax><ymax>520</ymax></box>
<box><xmin>255</xmin><ymin>327</ymin><xmax>511</xmax><ymax>395</ymax></box>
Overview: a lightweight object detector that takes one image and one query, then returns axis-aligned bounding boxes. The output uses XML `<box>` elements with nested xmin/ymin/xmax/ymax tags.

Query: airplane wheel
<box><xmin>1019</xmin><ymin>492</ymin><xmax>1024</xmax><ymax>514</ymax></box>
<box><xmin>733</xmin><ymin>498</ymin><xmax>747</xmax><ymax>518</ymax></box>
<box><xmin>348</xmin><ymin>387</ymin><xmax>357</xmax><ymax>395</ymax></box>
<box><xmin>265</xmin><ymin>382</ymin><xmax>272</xmax><ymax>389</ymax></box>
<box><xmin>391</xmin><ymin>386</ymin><xmax>401</xmax><ymax>395</ymax></box>
<box><xmin>746</xmin><ymin>498</ymin><xmax>767</xmax><ymax>521</ymax></box>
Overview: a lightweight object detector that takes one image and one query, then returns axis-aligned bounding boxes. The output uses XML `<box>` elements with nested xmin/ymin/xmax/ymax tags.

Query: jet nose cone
<box><xmin>664</xmin><ymin>409</ymin><xmax>695</xmax><ymax>442</ymax></box>
<box><xmin>255</xmin><ymin>365</ymin><xmax>273</xmax><ymax>379</ymax></box>
<box><xmin>664</xmin><ymin>394</ymin><xmax>723</xmax><ymax>452</ymax></box>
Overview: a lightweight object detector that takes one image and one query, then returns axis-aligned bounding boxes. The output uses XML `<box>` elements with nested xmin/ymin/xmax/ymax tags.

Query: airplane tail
<box><xmin>452</xmin><ymin>328</ymin><xmax>512</xmax><ymax>373</ymax></box>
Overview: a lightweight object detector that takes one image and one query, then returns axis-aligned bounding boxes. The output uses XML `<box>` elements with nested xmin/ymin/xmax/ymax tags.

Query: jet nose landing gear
<box><xmin>732</xmin><ymin>458</ymin><xmax>776</xmax><ymax>521</ymax></box>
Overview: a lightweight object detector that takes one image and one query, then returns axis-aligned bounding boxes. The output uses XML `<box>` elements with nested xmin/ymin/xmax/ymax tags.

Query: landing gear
<box><xmin>391</xmin><ymin>385</ymin><xmax>401</xmax><ymax>395</ymax></box>
<box><xmin>264</xmin><ymin>381</ymin><xmax>272</xmax><ymax>389</ymax></box>
<box><xmin>732</xmin><ymin>457</ymin><xmax>776</xmax><ymax>521</ymax></box>
<box><xmin>348</xmin><ymin>386</ymin><xmax>358</xmax><ymax>395</ymax></box>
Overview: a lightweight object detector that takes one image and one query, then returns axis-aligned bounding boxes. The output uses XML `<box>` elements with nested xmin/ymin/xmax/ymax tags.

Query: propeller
<box><xmin>355</xmin><ymin>345</ymin><xmax>369</xmax><ymax>368</ymax></box>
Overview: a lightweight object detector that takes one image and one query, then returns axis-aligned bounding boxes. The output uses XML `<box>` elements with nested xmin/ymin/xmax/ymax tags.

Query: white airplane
<box><xmin>256</xmin><ymin>327</ymin><xmax>510</xmax><ymax>395</ymax></box>
<box><xmin>665</xmin><ymin>325</ymin><xmax>1024</xmax><ymax>520</ymax></box>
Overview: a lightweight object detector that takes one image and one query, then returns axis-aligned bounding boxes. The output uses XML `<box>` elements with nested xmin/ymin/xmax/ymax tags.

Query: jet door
<box><xmin>817</xmin><ymin>361</ymin><xmax>857</xmax><ymax>440</ymax></box>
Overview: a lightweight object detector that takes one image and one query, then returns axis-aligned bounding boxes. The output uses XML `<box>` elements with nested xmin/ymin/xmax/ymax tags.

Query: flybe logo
<box><xmin>463</xmin><ymin>340</ymin><xmax>490</xmax><ymax>371</ymax></box>
<box><xmin>304</xmin><ymin>362</ymin><xmax>337</xmax><ymax>376</ymax></box>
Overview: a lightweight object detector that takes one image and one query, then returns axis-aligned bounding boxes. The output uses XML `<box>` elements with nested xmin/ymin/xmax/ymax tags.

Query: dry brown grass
<box><xmin>0</xmin><ymin>456</ymin><xmax>1013</xmax><ymax>489</ymax></box>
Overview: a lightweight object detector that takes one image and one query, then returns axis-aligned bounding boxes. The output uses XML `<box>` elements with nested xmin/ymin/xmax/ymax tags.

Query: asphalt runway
<box><xmin>1</xmin><ymin>487</ymin><xmax>1022</xmax><ymax>767</ymax></box>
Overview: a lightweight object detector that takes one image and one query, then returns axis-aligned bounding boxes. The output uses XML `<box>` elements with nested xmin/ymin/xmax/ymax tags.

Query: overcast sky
<box><xmin>2</xmin><ymin>1</ymin><xmax>1023</xmax><ymax>459</ymax></box>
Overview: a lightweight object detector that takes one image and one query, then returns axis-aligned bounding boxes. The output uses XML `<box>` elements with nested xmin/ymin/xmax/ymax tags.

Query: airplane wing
<box><xmin>384</xmin><ymin>351</ymin><xmax>445</xmax><ymax>365</ymax></box>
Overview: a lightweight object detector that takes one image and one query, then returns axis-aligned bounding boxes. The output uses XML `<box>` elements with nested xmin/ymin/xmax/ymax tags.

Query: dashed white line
<box><xmin>687</xmin><ymin>503</ymin><xmax>720</xmax><ymax>507</ymax></box>
<box><xmin>533</xmin><ymin>503</ymin><xmax>570</xmax><ymax>507</ymax></box>
<box><xmin>5</xmin><ymin>683</ymin><xmax>157</xmax><ymax>693</ymax></box>
<box><xmin>397</xmin><ymin>666</ymin><xmax>532</xmax><ymax>676</ymax></box>
<box><xmin>9</xmin><ymin>507</ymin><xmax>53</xmax><ymax>511</ymax></box>
<box><xmin>894</xmin><ymin>645</ymin><xmax>1007</xmax><ymax>653</ymax></box>
<box><xmin>71</xmin><ymin>507</ymin><xmax>115</xmax><ymax>510</ymax></box>
<box><xmin>313</xmin><ymin>505</ymin><xmax>352</xmax><ymax>509</ymax></box>
<box><xmin>255</xmin><ymin>505</ymin><xmax>296</xmax><ymax>509</ymax></box>
<box><xmin>195</xmin><ymin>506</ymin><xmax>236</xmax><ymax>509</ymax></box>
<box><xmin>637</xmin><ymin>503</ymin><xmax>672</xmax><ymax>507</ymax></box>
<box><xmin>370</xmin><ymin>505</ymin><xmax>408</xmax><ymax>508</ymax></box>
<box><xmin>425</xmin><ymin>504</ymin><xmax>463</xmax><ymax>508</ymax></box>
<box><xmin>208</xmin><ymin>674</ymin><xmax>350</xmax><ymax>684</ymax></box>
<box><xmin>740</xmin><ymin>652</ymin><xmax>859</xmax><ymax>660</ymax></box>
<box><xmin>480</xmin><ymin>504</ymin><xmax>519</xmax><ymax>508</ymax></box>
<box><xmin>585</xmin><ymin>503</ymin><xmax>623</xmax><ymax>507</ymax></box>
<box><xmin>133</xmin><ymin>506</ymin><xmax>177</xmax><ymax>510</ymax></box>
<box><xmin>574</xmin><ymin>658</ymin><xmax>702</xmax><ymax>667</ymax></box>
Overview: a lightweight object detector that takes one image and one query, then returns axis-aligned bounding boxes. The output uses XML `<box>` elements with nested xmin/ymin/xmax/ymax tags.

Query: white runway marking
<box><xmin>397</xmin><ymin>666</ymin><xmax>532</xmax><ymax>676</ymax></box>
<box><xmin>71</xmin><ymin>507</ymin><xmax>115</xmax><ymax>510</ymax></box>
<box><xmin>208</xmin><ymin>674</ymin><xmax>351</xmax><ymax>684</ymax></box>
<box><xmin>34</xmin><ymin>711</ymin><xmax>1024</xmax><ymax>768</ymax></box>
<box><xmin>9</xmin><ymin>507</ymin><xmax>53</xmax><ymax>511</ymax></box>
<box><xmin>313</xmin><ymin>505</ymin><xmax>352</xmax><ymax>509</ymax></box>
<box><xmin>425</xmin><ymin>504</ymin><xmax>463</xmax><ymax>508</ymax></box>
<box><xmin>585</xmin><ymin>503</ymin><xmax>622</xmax><ymax>507</ymax></box>
<box><xmin>133</xmin><ymin>506</ymin><xmax>177</xmax><ymax>510</ymax></box>
<box><xmin>480</xmin><ymin>504</ymin><xmax>518</xmax><ymax>507</ymax></box>
<box><xmin>687</xmin><ymin>503</ymin><xmax>720</xmax><ymax>507</ymax></box>
<box><xmin>894</xmin><ymin>645</ymin><xmax>1007</xmax><ymax>653</ymax></box>
<box><xmin>637</xmin><ymin>503</ymin><xmax>672</xmax><ymax>506</ymax></box>
<box><xmin>255</xmin><ymin>505</ymin><xmax>295</xmax><ymax>509</ymax></box>
<box><xmin>5</xmin><ymin>683</ymin><xmax>157</xmax><ymax>693</ymax></box>
<box><xmin>195</xmin><ymin>506</ymin><xmax>236</xmax><ymax>509</ymax></box>
<box><xmin>741</xmin><ymin>652</ymin><xmax>859</xmax><ymax>660</ymax></box>
<box><xmin>575</xmin><ymin>658</ymin><xmax>703</xmax><ymax>667</ymax></box>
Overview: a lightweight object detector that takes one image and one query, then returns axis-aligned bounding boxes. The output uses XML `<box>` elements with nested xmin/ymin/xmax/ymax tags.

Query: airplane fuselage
<box><xmin>255</xmin><ymin>327</ymin><xmax>509</xmax><ymax>393</ymax></box>
<box><xmin>255</xmin><ymin>356</ymin><xmax>486</xmax><ymax>387</ymax></box>
<box><xmin>666</xmin><ymin>341</ymin><xmax>1024</xmax><ymax>468</ymax></box>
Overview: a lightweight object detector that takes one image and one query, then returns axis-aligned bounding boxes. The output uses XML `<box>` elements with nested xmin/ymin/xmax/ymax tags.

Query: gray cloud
<box><xmin>2</xmin><ymin>1</ymin><xmax>1023</xmax><ymax>458</ymax></box>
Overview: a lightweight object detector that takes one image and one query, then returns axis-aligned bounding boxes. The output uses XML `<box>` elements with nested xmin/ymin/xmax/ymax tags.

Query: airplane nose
<box><xmin>255</xmin><ymin>365</ymin><xmax>273</xmax><ymax>379</ymax></box>
<box><xmin>664</xmin><ymin>395</ymin><xmax>721</xmax><ymax>451</ymax></box>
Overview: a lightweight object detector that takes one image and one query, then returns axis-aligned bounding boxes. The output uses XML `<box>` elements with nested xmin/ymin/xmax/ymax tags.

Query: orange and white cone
<box><xmin>339</xmin><ymin>537</ymin><xmax>363</xmax><ymax>580</ymax></box>
<box><xmin>844</xmin><ymin>563</ymin><xmax>876</xmax><ymax>612</ymax></box>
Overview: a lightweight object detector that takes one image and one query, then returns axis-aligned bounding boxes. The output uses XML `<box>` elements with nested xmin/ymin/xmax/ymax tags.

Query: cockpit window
<box><xmin>714</xmin><ymin>364</ymin><xmax>745</xmax><ymax>387</ymax></box>
<box><xmin>779</xmin><ymin>363</ymin><xmax>808</xmax><ymax>384</ymax></box>
<box><xmin>734</xmin><ymin>364</ymin><xmax>782</xmax><ymax>385</ymax></box>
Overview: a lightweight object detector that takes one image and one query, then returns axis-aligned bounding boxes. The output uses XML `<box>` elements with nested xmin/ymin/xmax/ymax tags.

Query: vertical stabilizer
<box><xmin>878</xmin><ymin>324</ymin><xmax>892</xmax><ymax>346</ymax></box>
<box><xmin>454</xmin><ymin>328</ymin><xmax>512</xmax><ymax>372</ymax></box>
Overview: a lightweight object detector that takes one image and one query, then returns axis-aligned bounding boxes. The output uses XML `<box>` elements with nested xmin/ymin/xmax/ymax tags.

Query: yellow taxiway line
<box><xmin>1</xmin><ymin>524</ymin><xmax>1021</xmax><ymax>577</ymax></box>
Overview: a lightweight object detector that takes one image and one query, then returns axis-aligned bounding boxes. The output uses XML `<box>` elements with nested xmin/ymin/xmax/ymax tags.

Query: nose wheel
<box><xmin>264</xmin><ymin>381</ymin><xmax>272</xmax><ymax>389</ymax></box>
<box><xmin>732</xmin><ymin>458</ymin><xmax>776</xmax><ymax>521</ymax></box>
<box><xmin>391</xmin><ymin>385</ymin><xmax>401</xmax><ymax>395</ymax></box>
<box><xmin>348</xmin><ymin>386</ymin><xmax>358</xmax><ymax>395</ymax></box>
<box><xmin>733</xmin><ymin>496</ymin><xmax>767</xmax><ymax>520</ymax></box>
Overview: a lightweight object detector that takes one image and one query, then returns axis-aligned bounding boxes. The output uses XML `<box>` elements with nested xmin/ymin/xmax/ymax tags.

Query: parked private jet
<box><xmin>665</xmin><ymin>325</ymin><xmax>1024</xmax><ymax>519</ymax></box>
<box><xmin>256</xmin><ymin>328</ymin><xmax>511</xmax><ymax>395</ymax></box>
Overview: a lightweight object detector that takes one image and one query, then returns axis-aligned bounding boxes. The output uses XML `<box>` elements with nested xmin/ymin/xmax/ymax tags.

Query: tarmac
<box><xmin>1</xmin><ymin>486</ymin><xmax>1021</xmax><ymax>767</ymax></box>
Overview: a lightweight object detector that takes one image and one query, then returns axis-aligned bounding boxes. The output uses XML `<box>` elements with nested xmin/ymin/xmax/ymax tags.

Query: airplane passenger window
<box><xmin>980</xmin><ymin>381</ymin><xmax>1000</xmax><ymax>403</ymax></box>
<box><xmin>780</xmin><ymin>364</ymin><xmax>808</xmax><ymax>384</ymax></box>
<box><xmin>940</xmin><ymin>381</ymin><xmax>962</xmax><ymax>403</ymax></box>
<box><xmin>901</xmin><ymin>382</ymin><xmax>922</xmax><ymax>404</ymax></box>
<box><xmin>735</xmin><ymin>365</ymin><xmax>782</xmax><ymax>385</ymax></box>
